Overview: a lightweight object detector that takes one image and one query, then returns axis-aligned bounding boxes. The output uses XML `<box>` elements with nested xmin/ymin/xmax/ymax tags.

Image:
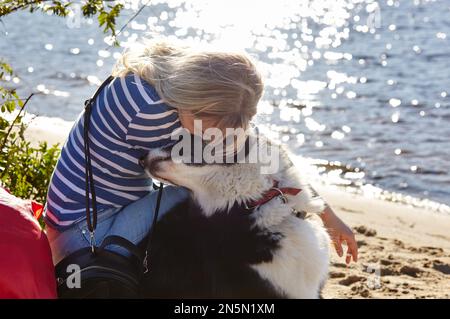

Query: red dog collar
<box><xmin>245</xmin><ymin>180</ymin><xmax>301</xmax><ymax>210</ymax></box>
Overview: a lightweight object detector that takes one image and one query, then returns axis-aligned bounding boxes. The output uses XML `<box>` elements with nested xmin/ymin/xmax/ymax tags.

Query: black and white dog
<box><xmin>139</xmin><ymin>132</ymin><xmax>330</xmax><ymax>298</ymax></box>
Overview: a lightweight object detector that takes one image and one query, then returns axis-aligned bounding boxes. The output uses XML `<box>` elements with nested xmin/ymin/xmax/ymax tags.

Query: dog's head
<box><xmin>140</xmin><ymin>131</ymin><xmax>282</xmax><ymax>216</ymax></box>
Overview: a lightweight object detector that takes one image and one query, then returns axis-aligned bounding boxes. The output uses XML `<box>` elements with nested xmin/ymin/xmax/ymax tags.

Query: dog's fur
<box><xmin>139</xmin><ymin>133</ymin><xmax>330</xmax><ymax>298</ymax></box>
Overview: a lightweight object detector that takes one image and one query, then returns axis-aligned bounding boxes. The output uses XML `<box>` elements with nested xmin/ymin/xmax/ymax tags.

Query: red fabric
<box><xmin>0</xmin><ymin>188</ymin><xmax>57</xmax><ymax>299</ymax></box>
<box><xmin>247</xmin><ymin>180</ymin><xmax>302</xmax><ymax>209</ymax></box>
<box><xmin>31</xmin><ymin>201</ymin><xmax>44</xmax><ymax>219</ymax></box>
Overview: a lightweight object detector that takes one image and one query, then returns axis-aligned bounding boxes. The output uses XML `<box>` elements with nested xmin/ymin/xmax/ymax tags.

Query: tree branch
<box><xmin>0</xmin><ymin>92</ymin><xmax>34</xmax><ymax>150</ymax></box>
<box><xmin>0</xmin><ymin>0</ymin><xmax>53</xmax><ymax>17</ymax></box>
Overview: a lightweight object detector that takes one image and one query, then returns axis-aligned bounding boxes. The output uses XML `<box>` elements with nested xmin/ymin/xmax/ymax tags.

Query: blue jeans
<box><xmin>46</xmin><ymin>185</ymin><xmax>189</xmax><ymax>265</ymax></box>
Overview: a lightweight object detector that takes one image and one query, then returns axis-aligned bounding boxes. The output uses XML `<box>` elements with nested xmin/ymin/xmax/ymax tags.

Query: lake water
<box><xmin>1</xmin><ymin>0</ymin><xmax>449</xmax><ymax>211</ymax></box>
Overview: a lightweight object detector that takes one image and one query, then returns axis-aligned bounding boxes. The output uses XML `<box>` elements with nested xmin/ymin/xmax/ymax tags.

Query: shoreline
<box><xmin>23</xmin><ymin>114</ymin><xmax>450</xmax><ymax>214</ymax></box>
<box><xmin>24</xmin><ymin>115</ymin><xmax>450</xmax><ymax>298</ymax></box>
<box><xmin>22</xmin><ymin>114</ymin><xmax>74</xmax><ymax>147</ymax></box>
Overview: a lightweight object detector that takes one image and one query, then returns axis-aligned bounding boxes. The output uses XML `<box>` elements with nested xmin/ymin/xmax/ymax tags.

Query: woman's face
<box><xmin>178</xmin><ymin>111</ymin><xmax>246</xmax><ymax>157</ymax></box>
<box><xmin>178</xmin><ymin>111</ymin><xmax>220</xmax><ymax>135</ymax></box>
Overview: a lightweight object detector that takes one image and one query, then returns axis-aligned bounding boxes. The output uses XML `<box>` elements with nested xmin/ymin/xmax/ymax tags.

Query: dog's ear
<box><xmin>275</xmin><ymin>149</ymin><xmax>326</xmax><ymax>215</ymax></box>
<box><xmin>289</xmin><ymin>185</ymin><xmax>326</xmax><ymax>214</ymax></box>
<box><xmin>139</xmin><ymin>154</ymin><xmax>147</xmax><ymax>168</ymax></box>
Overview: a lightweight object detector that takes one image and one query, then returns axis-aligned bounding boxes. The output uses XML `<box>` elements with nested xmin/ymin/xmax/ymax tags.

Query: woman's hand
<box><xmin>320</xmin><ymin>206</ymin><xmax>358</xmax><ymax>264</ymax></box>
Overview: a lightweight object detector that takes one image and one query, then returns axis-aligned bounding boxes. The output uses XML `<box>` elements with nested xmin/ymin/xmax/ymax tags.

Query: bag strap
<box><xmin>143</xmin><ymin>182</ymin><xmax>164</xmax><ymax>273</ymax></box>
<box><xmin>83</xmin><ymin>75</ymin><xmax>114</xmax><ymax>252</ymax></box>
<box><xmin>83</xmin><ymin>75</ymin><xmax>164</xmax><ymax>271</ymax></box>
<box><xmin>100</xmin><ymin>235</ymin><xmax>145</xmax><ymax>262</ymax></box>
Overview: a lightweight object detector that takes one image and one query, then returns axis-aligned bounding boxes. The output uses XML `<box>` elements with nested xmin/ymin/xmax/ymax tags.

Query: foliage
<box><xmin>0</xmin><ymin>1</ymin><xmax>124</xmax><ymax>42</ymax></box>
<box><xmin>0</xmin><ymin>61</ymin><xmax>60</xmax><ymax>203</ymax></box>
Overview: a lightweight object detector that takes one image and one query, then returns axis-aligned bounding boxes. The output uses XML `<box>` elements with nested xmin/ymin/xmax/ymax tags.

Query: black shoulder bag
<box><xmin>55</xmin><ymin>76</ymin><xmax>163</xmax><ymax>298</ymax></box>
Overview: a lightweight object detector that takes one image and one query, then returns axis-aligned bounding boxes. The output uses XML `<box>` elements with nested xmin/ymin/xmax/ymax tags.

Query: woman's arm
<box><xmin>270</xmin><ymin>139</ymin><xmax>359</xmax><ymax>264</ymax></box>
<box><xmin>320</xmin><ymin>205</ymin><xmax>358</xmax><ymax>264</ymax></box>
<box><xmin>289</xmin><ymin>176</ymin><xmax>358</xmax><ymax>264</ymax></box>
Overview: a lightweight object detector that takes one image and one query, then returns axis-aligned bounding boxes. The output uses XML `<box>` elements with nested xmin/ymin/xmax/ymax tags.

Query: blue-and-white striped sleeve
<box><xmin>45</xmin><ymin>74</ymin><xmax>182</xmax><ymax>228</ymax></box>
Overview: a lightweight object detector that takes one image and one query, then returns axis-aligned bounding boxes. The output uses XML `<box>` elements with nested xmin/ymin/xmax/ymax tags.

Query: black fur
<box><xmin>139</xmin><ymin>197</ymin><xmax>286</xmax><ymax>298</ymax></box>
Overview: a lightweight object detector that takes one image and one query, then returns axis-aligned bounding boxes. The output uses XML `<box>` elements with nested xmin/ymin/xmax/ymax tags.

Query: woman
<box><xmin>44</xmin><ymin>39</ymin><xmax>357</xmax><ymax>265</ymax></box>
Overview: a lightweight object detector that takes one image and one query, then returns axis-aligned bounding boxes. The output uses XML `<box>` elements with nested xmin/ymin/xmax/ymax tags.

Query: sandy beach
<box><xmin>317</xmin><ymin>186</ymin><xmax>450</xmax><ymax>299</ymax></box>
<box><xmin>25</xmin><ymin>116</ymin><xmax>450</xmax><ymax>299</ymax></box>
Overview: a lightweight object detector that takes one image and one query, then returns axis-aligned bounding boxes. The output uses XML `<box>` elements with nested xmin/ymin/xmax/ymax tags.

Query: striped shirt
<box><xmin>45</xmin><ymin>74</ymin><xmax>181</xmax><ymax>229</ymax></box>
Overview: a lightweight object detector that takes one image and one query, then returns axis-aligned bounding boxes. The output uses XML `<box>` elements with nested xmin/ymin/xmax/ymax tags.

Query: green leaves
<box><xmin>44</xmin><ymin>0</ymin><xmax>72</xmax><ymax>16</ymax></box>
<box><xmin>0</xmin><ymin>61</ymin><xmax>13</xmax><ymax>75</ymax></box>
<box><xmin>0</xmin><ymin>139</ymin><xmax>60</xmax><ymax>203</ymax></box>
<box><xmin>0</xmin><ymin>61</ymin><xmax>21</xmax><ymax>114</ymax></box>
<box><xmin>0</xmin><ymin>61</ymin><xmax>60</xmax><ymax>204</ymax></box>
<box><xmin>98</xmin><ymin>3</ymin><xmax>123</xmax><ymax>36</ymax></box>
<box><xmin>0</xmin><ymin>1</ymin><xmax>125</xmax><ymax>39</ymax></box>
<box><xmin>81</xmin><ymin>0</ymin><xmax>102</xmax><ymax>16</ymax></box>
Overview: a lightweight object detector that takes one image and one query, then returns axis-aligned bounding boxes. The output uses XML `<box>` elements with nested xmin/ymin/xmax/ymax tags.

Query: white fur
<box><xmin>251</xmin><ymin>215</ymin><xmax>330</xmax><ymax>298</ymax></box>
<box><xmin>143</xmin><ymin>133</ymin><xmax>330</xmax><ymax>298</ymax></box>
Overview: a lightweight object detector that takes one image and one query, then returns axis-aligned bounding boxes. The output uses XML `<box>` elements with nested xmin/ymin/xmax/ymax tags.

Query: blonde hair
<box><xmin>112</xmin><ymin>39</ymin><xmax>264</xmax><ymax>130</ymax></box>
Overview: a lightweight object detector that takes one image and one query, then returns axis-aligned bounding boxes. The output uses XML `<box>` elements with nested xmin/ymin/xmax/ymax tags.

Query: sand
<box><xmin>24</xmin><ymin>116</ymin><xmax>450</xmax><ymax>299</ymax></box>
<box><xmin>317</xmin><ymin>186</ymin><xmax>450</xmax><ymax>298</ymax></box>
<box><xmin>23</xmin><ymin>115</ymin><xmax>74</xmax><ymax>147</ymax></box>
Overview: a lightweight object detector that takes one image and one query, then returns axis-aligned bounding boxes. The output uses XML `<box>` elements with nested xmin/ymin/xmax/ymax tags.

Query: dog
<box><xmin>139</xmin><ymin>131</ymin><xmax>330</xmax><ymax>298</ymax></box>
